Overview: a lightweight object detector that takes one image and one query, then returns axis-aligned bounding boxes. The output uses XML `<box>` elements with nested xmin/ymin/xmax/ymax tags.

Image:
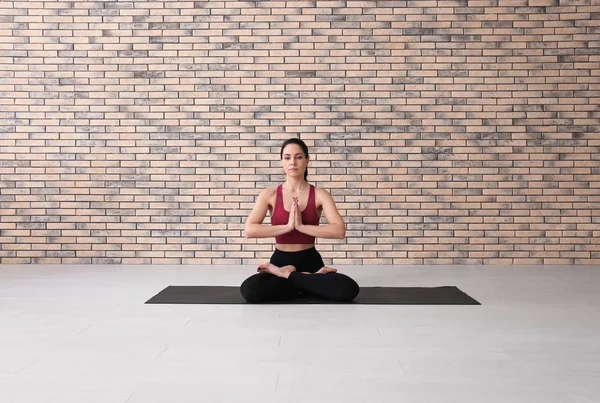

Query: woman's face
<box><xmin>281</xmin><ymin>143</ymin><xmax>308</xmax><ymax>178</ymax></box>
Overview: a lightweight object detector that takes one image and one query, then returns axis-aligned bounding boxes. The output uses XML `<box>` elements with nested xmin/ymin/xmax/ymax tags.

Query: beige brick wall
<box><xmin>1</xmin><ymin>0</ymin><xmax>599</xmax><ymax>265</ymax></box>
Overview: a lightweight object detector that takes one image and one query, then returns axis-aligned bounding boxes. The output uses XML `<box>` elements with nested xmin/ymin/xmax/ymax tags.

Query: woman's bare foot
<box><xmin>257</xmin><ymin>262</ymin><xmax>296</xmax><ymax>279</ymax></box>
<box><xmin>316</xmin><ymin>266</ymin><xmax>337</xmax><ymax>274</ymax></box>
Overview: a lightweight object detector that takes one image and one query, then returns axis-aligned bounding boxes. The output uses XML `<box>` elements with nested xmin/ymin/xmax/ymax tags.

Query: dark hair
<box><xmin>280</xmin><ymin>137</ymin><xmax>309</xmax><ymax>180</ymax></box>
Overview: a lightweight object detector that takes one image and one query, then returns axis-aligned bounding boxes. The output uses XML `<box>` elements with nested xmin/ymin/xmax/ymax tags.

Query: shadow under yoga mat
<box><xmin>145</xmin><ymin>286</ymin><xmax>480</xmax><ymax>305</ymax></box>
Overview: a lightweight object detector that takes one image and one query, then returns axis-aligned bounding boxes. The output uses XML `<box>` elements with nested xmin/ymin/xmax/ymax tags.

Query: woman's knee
<box><xmin>332</xmin><ymin>273</ymin><xmax>360</xmax><ymax>302</ymax></box>
<box><xmin>240</xmin><ymin>272</ymin><xmax>298</xmax><ymax>303</ymax></box>
<box><xmin>240</xmin><ymin>274</ymin><xmax>266</xmax><ymax>303</ymax></box>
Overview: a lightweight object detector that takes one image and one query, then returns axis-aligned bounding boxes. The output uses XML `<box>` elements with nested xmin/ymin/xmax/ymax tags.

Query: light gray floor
<box><xmin>0</xmin><ymin>264</ymin><xmax>598</xmax><ymax>403</ymax></box>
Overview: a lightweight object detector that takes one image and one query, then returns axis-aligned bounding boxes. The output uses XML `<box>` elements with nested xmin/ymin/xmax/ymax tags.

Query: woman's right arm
<box><xmin>244</xmin><ymin>188</ymin><xmax>292</xmax><ymax>238</ymax></box>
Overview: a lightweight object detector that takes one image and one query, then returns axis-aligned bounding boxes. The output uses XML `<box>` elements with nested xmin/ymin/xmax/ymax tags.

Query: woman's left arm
<box><xmin>297</xmin><ymin>189</ymin><xmax>346</xmax><ymax>239</ymax></box>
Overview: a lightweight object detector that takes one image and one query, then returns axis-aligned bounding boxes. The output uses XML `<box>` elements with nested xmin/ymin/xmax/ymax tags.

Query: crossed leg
<box><xmin>239</xmin><ymin>271</ymin><xmax>300</xmax><ymax>303</ymax></box>
<box><xmin>240</xmin><ymin>263</ymin><xmax>360</xmax><ymax>303</ymax></box>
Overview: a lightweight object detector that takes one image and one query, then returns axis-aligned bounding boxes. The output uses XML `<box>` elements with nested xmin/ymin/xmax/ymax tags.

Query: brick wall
<box><xmin>1</xmin><ymin>0</ymin><xmax>599</xmax><ymax>265</ymax></box>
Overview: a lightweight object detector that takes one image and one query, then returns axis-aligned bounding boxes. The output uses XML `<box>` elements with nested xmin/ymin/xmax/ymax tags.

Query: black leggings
<box><xmin>240</xmin><ymin>247</ymin><xmax>360</xmax><ymax>303</ymax></box>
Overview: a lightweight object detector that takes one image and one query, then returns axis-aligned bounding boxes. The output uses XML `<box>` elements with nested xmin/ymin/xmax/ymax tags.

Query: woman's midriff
<box><xmin>275</xmin><ymin>243</ymin><xmax>315</xmax><ymax>252</ymax></box>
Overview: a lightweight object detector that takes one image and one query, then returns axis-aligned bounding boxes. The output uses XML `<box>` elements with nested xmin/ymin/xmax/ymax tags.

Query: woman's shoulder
<box><xmin>258</xmin><ymin>186</ymin><xmax>278</xmax><ymax>203</ymax></box>
<box><xmin>254</xmin><ymin>187</ymin><xmax>278</xmax><ymax>210</ymax></box>
<box><xmin>259</xmin><ymin>186</ymin><xmax>278</xmax><ymax>197</ymax></box>
<box><xmin>313</xmin><ymin>185</ymin><xmax>334</xmax><ymax>204</ymax></box>
<box><xmin>312</xmin><ymin>184</ymin><xmax>329</xmax><ymax>194</ymax></box>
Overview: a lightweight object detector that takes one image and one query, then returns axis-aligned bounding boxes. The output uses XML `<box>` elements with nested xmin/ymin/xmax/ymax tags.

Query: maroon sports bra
<box><xmin>271</xmin><ymin>184</ymin><xmax>320</xmax><ymax>244</ymax></box>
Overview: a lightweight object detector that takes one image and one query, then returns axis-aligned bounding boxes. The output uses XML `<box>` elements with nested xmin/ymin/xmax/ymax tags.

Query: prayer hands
<box><xmin>287</xmin><ymin>198</ymin><xmax>296</xmax><ymax>231</ymax></box>
<box><xmin>286</xmin><ymin>197</ymin><xmax>303</xmax><ymax>232</ymax></box>
<box><xmin>293</xmin><ymin>197</ymin><xmax>303</xmax><ymax>230</ymax></box>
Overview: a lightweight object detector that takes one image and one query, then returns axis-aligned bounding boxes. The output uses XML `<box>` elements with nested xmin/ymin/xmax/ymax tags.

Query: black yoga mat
<box><xmin>145</xmin><ymin>286</ymin><xmax>480</xmax><ymax>305</ymax></box>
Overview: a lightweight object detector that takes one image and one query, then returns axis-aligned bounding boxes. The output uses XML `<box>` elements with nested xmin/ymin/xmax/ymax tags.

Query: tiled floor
<box><xmin>0</xmin><ymin>264</ymin><xmax>598</xmax><ymax>403</ymax></box>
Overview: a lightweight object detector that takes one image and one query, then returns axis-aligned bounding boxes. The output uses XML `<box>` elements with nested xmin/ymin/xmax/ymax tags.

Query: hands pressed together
<box><xmin>286</xmin><ymin>196</ymin><xmax>303</xmax><ymax>233</ymax></box>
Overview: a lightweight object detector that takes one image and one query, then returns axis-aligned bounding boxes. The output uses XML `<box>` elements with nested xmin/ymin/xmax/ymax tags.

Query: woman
<box><xmin>240</xmin><ymin>138</ymin><xmax>360</xmax><ymax>303</ymax></box>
